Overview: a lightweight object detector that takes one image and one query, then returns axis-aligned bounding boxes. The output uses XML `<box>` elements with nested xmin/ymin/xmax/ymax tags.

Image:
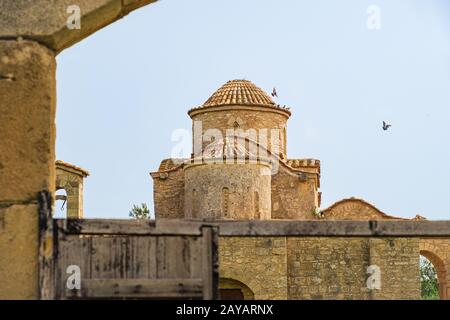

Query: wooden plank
<box><xmin>201</xmin><ymin>227</ymin><xmax>219</xmax><ymax>300</ymax></box>
<box><xmin>141</xmin><ymin>236</ymin><xmax>157</xmax><ymax>279</ymax></box>
<box><xmin>54</xmin><ymin>219</ymin><xmax>204</xmax><ymax>236</ymax></box>
<box><xmin>50</xmin><ymin>219</ymin><xmax>220</xmax><ymax>299</ymax></box>
<box><xmin>165</xmin><ymin>236</ymin><xmax>192</xmax><ymax>279</ymax></box>
<box><xmin>78</xmin><ymin>279</ymin><xmax>203</xmax><ymax>298</ymax></box>
<box><xmin>211</xmin><ymin>227</ymin><xmax>219</xmax><ymax>300</ymax></box>
<box><xmin>57</xmin><ymin>234</ymin><xmax>89</xmax><ymax>299</ymax></box>
<box><xmin>123</xmin><ymin>236</ymin><xmax>151</xmax><ymax>279</ymax></box>
<box><xmin>155</xmin><ymin>236</ymin><xmax>167</xmax><ymax>279</ymax></box>
<box><xmin>38</xmin><ymin>191</ymin><xmax>55</xmax><ymax>299</ymax></box>
<box><xmin>189</xmin><ymin>237</ymin><xmax>203</xmax><ymax>279</ymax></box>
<box><xmin>89</xmin><ymin>236</ymin><xmax>116</xmax><ymax>280</ymax></box>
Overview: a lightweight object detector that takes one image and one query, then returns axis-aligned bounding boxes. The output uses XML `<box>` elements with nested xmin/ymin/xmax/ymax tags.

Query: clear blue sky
<box><xmin>55</xmin><ymin>0</ymin><xmax>450</xmax><ymax>220</ymax></box>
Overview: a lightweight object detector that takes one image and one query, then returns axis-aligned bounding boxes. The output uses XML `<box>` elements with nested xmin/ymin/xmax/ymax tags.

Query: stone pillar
<box><xmin>446</xmin><ymin>270</ymin><xmax>450</xmax><ymax>300</ymax></box>
<box><xmin>56</xmin><ymin>169</ymin><xmax>86</xmax><ymax>218</ymax></box>
<box><xmin>0</xmin><ymin>39</ymin><xmax>56</xmax><ymax>299</ymax></box>
<box><xmin>66</xmin><ymin>179</ymin><xmax>84</xmax><ymax>218</ymax></box>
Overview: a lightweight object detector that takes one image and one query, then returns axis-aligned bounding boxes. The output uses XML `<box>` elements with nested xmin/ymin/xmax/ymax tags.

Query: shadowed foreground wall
<box><xmin>0</xmin><ymin>0</ymin><xmax>158</xmax><ymax>299</ymax></box>
<box><xmin>0</xmin><ymin>40</ymin><xmax>56</xmax><ymax>299</ymax></box>
<box><xmin>219</xmin><ymin>236</ymin><xmax>420</xmax><ymax>300</ymax></box>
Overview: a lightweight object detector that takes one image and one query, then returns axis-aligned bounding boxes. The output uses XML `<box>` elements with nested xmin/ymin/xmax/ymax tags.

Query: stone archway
<box><xmin>420</xmin><ymin>239</ymin><xmax>450</xmax><ymax>300</ymax></box>
<box><xmin>0</xmin><ymin>0</ymin><xmax>159</xmax><ymax>299</ymax></box>
<box><xmin>55</xmin><ymin>161</ymin><xmax>89</xmax><ymax>218</ymax></box>
<box><xmin>219</xmin><ymin>278</ymin><xmax>255</xmax><ymax>300</ymax></box>
<box><xmin>420</xmin><ymin>250</ymin><xmax>446</xmax><ymax>299</ymax></box>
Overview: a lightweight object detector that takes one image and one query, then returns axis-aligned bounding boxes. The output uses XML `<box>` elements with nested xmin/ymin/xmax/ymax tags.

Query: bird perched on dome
<box><xmin>271</xmin><ymin>87</ymin><xmax>278</xmax><ymax>98</ymax></box>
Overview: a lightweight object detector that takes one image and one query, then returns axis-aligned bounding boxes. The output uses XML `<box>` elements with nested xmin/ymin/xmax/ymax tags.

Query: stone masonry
<box><xmin>151</xmin><ymin>80</ymin><xmax>448</xmax><ymax>300</ymax></box>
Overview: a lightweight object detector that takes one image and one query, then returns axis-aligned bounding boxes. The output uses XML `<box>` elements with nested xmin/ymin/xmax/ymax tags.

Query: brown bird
<box><xmin>271</xmin><ymin>87</ymin><xmax>278</xmax><ymax>98</ymax></box>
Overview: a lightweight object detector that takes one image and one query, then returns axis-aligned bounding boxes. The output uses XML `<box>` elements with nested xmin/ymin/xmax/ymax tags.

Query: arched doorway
<box><xmin>219</xmin><ymin>278</ymin><xmax>254</xmax><ymax>300</ymax></box>
<box><xmin>54</xmin><ymin>188</ymin><xmax>68</xmax><ymax>218</ymax></box>
<box><xmin>420</xmin><ymin>250</ymin><xmax>447</xmax><ymax>300</ymax></box>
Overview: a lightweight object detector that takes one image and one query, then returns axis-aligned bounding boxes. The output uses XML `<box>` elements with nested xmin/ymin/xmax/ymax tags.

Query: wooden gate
<box><xmin>38</xmin><ymin>194</ymin><xmax>218</xmax><ymax>300</ymax></box>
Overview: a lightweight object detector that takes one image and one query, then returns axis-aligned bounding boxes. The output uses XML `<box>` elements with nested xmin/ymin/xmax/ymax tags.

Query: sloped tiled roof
<box><xmin>202</xmin><ymin>79</ymin><xmax>276</xmax><ymax>108</ymax></box>
<box><xmin>321</xmin><ymin>198</ymin><xmax>408</xmax><ymax>220</ymax></box>
<box><xmin>55</xmin><ymin>160</ymin><xmax>90</xmax><ymax>177</ymax></box>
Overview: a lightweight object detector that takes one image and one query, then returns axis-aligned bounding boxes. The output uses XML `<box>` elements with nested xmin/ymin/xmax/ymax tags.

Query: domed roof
<box><xmin>201</xmin><ymin>79</ymin><xmax>276</xmax><ymax>108</ymax></box>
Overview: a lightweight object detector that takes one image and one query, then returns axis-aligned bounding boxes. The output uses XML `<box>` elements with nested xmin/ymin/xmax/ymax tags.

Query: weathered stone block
<box><xmin>0</xmin><ymin>40</ymin><xmax>56</xmax><ymax>203</ymax></box>
<box><xmin>0</xmin><ymin>0</ymin><xmax>157</xmax><ymax>53</ymax></box>
<box><xmin>0</xmin><ymin>204</ymin><xmax>39</xmax><ymax>299</ymax></box>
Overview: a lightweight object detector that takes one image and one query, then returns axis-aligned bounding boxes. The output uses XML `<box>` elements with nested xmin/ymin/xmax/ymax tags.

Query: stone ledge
<box><xmin>50</xmin><ymin>219</ymin><xmax>450</xmax><ymax>237</ymax></box>
<box><xmin>0</xmin><ymin>0</ymin><xmax>158</xmax><ymax>53</ymax></box>
<box><xmin>185</xmin><ymin>219</ymin><xmax>450</xmax><ymax>237</ymax></box>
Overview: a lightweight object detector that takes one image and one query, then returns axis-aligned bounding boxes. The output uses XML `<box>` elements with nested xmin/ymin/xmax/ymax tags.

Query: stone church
<box><xmin>151</xmin><ymin>79</ymin><xmax>404</xmax><ymax>222</ymax></box>
<box><xmin>148</xmin><ymin>79</ymin><xmax>449</xmax><ymax>300</ymax></box>
<box><xmin>151</xmin><ymin>79</ymin><xmax>322</xmax><ymax>221</ymax></box>
<box><xmin>54</xmin><ymin>80</ymin><xmax>450</xmax><ymax>300</ymax></box>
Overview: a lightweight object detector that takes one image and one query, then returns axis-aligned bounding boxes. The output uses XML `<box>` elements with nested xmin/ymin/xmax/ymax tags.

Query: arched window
<box><xmin>222</xmin><ymin>187</ymin><xmax>229</xmax><ymax>218</ymax></box>
<box><xmin>219</xmin><ymin>278</ymin><xmax>255</xmax><ymax>300</ymax></box>
<box><xmin>54</xmin><ymin>188</ymin><xmax>68</xmax><ymax>218</ymax></box>
<box><xmin>420</xmin><ymin>250</ymin><xmax>447</xmax><ymax>300</ymax></box>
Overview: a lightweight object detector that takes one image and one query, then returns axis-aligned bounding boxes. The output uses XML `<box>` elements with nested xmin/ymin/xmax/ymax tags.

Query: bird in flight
<box><xmin>271</xmin><ymin>87</ymin><xmax>278</xmax><ymax>98</ymax></box>
<box><xmin>382</xmin><ymin>121</ymin><xmax>392</xmax><ymax>131</ymax></box>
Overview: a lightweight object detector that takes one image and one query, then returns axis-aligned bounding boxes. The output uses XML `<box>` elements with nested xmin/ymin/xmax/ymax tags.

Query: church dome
<box><xmin>201</xmin><ymin>79</ymin><xmax>276</xmax><ymax>108</ymax></box>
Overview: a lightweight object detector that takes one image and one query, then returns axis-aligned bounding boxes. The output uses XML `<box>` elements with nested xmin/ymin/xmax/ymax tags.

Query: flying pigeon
<box><xmin>382</xmin><ymin>121</ymin><xmax>392</xmax><ymax>131</ymax></box>
<box><xmin>271</xmin><ymin>87</ymin><xmax>278</xmax><ymax>98</ymax></box>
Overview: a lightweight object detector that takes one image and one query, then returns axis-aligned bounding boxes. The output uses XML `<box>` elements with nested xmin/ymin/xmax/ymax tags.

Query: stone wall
<box><xmin>287</xmin><ymin>237</ymin><xmax>371</xmax><ymax>299</ymax></box>
<box><xmin>369</xmin><ymin>238</ymin><xmax>420</xmax><ymax>299</ymax></box>
<box><xmin>190</xmin><ymin>106</ymin><xmax>289</xmax><ymax>158</ymax></box>
<box><xmin>219</xmin><ymin>237</ymin><xmax>288</xmax><ymax>299</ymax></box>
<box><xmin>271</xmin><ymin>166</ymin><xmax>318</xmax><ymax>220</ymax></box>
<box><xmin>219</xmin><ymin>236</ymin><xmax>421</xmax><ymax>300</ymax></box>
<box><xmin>185</xmin><ymin>163</ymin><xmax>272</xmax><ymax>220</ymax></box>
<box><xmin>152</xmin><ymin>168</ymin><xmax>185</xmax><ymax>219</ymax></box>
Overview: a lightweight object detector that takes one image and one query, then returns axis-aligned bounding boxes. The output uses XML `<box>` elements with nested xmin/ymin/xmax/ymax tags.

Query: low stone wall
<box><xmin>219</xmin><ymin>235</ymin><xmax>420</xmax><ymax>300</ymax></box>
<box><xmin>211</xmin><ymin>220</ymin><xmax>450</xmax><ymax>300</ymax></box>
<box><xmin>219</xmin><ymin>237</ymin><xmax>288</xmax><ymax>299</ymax></box>
<box><xmin>287</xmin><ymin>237</ymin><xmax>371</xmax><ymax>299</ymax></box>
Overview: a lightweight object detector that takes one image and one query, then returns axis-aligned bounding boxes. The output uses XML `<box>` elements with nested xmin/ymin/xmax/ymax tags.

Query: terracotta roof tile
<box><xmin>55</xmin><ymin>160</ymin><xmax>90</xmax><ymax>177</ymax></box>
<box><xmin>202</xmin><ymin>79</ymin><xmax>276</xmax><ymax>108</ymax></box>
